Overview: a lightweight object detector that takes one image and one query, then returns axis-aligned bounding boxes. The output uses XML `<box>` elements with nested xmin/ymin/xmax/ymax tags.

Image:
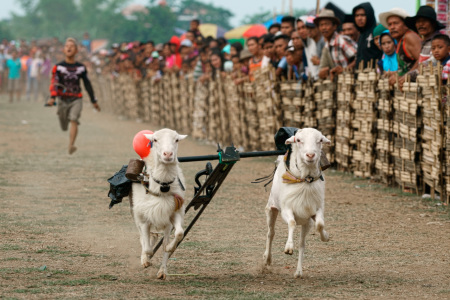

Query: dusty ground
<box><xmin>1</xmin><ymin>95</ymin><xmax>449</xmax><ymax>300</ymax></box>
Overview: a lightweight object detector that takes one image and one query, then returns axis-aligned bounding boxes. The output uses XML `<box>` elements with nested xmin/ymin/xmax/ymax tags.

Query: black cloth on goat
<box><xmin>107</xmin><ymin>165</ymin><xmax>132</xmax><ymax>209</ymax></box>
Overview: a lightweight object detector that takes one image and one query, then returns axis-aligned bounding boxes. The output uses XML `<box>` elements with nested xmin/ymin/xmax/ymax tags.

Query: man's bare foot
<box><xmin>69</xmin><ymin>146</ymin><xmax>77</xmax><ymax>155</ymax></box>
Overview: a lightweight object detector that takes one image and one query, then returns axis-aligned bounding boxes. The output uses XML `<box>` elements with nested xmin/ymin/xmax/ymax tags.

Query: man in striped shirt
<box><xmin>315</xmin><ymin>9</ymin><xmax>357</xmax><ymax>79</ymax></box>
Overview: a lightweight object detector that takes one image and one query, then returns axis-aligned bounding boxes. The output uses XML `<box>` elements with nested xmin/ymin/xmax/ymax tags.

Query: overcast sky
<box><xmin>0</xmin><ymin>0</ymin><xmax>422</xmax><ymax>27</ymax></box>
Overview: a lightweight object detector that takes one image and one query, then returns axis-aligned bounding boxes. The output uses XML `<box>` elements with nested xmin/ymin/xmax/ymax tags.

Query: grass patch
<box><xmin>35</xmin><ymin>246</ymin><xmax>69</xmax><ymax>255</ymax></box>
<box><xmin>0</xmin><ymin>244</ymin><xmax>22</xmax><ymax>251</ymax></box>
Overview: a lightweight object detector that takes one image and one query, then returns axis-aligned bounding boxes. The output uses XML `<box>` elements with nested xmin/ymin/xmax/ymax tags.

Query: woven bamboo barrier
<box><xmin>335</xmin><ymin>72</ymin><xmax>355</xmax><ymax>171</ymax></box>
<box><xmin>223</xmin><ymin>75</ymin><xmax>243</xmax><ymax>148</ymax></box>
<box><xmin>375</xmin><ymin>77</ymin><xmax>394</xmax><ymax>184</ymax></box>
<box><xmin>243</xmin><ymin>80</ymin><xmax>260</xmax><ymax>150</ymax></box>
<box><xmin>352</xmin><ymin>68</ymin><xmax>377</xmax><ymax>178</ymax></box>
<box><xmin>192</xmin><ymin>80</ymin><xmax>208</xmax><ymax>140</ymax></box>
<box><xmin>254</xmin><ymin>67</ymin><xmax>278</xmax><ymax>151</ymax></box>
<box><xmin>93</xmin><ymin>65</ymin><xmax>450</xmax><ymax>200</ymax></box>
<box><xmin>393</xmin><ymin>78</ymin><xmax>422</xmax><ymax>194</ymax></box>
<box><xmin>417</xmin><ymin>64</ymin><xmax>444</xmax><ymax>198</ymax></box>
<box><xmin>315</xmin><ymin>79</ymin><xmax>336</xmax><ymax>164</ymax></box>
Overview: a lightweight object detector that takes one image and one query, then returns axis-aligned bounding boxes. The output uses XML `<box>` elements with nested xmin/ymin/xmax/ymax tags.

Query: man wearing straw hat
<box><xmin>315</xmin><ymin>9</ymin><xmax>357</xmax><ymax>79</ymax></box>
<box><xmin>379</xmin><ymin>8</ymin><xmax>421</xmax><ymax>88</ymax></box>
<box><xmin>405</xmin><ymin>5</ymin><xmax>446</xmax><ymax>64</ymax></box>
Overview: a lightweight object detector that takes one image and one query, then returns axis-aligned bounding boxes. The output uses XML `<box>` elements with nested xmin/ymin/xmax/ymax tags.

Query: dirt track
<box><xmin>1</xmin><ymin>96</ymin><xmax>449</xmax><ymax>299</ymax></box>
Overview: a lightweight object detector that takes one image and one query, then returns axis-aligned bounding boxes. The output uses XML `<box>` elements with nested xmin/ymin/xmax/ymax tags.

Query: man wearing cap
<box><xmin>316</xmin><ymin>9</ymin><xmax>357</xmax><ymax>79</ymax></box>
<box><xmin>342</xmin><ymin>14</ymin><xmax>359</xmax><ymax>43</ymax></box>
<box><xmin>352</xmin><ymin>2</ymin><xmax>382</xmax><ymax>68</ymax></box>
<box><xmin>379</xmin><ymin>8</ymin><xmax>421</xmax><ymax>87</ymax></box>
<box><xmin>405</xmin><ymin>5</ymin><xmax>446</xmax><ymax>64</ymax></box>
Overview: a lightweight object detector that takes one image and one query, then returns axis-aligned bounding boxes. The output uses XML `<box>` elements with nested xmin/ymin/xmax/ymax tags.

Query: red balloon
<box><xmin>133</xmin><ymin>130</ymin><xmax>154</xmax><ymax>159</ymax></box>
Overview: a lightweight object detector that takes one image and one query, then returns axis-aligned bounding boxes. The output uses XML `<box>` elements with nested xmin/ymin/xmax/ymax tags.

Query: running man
<box><xmin>47</xmin><ymin>37</ymin><xmax>100</xmax><ymax>155</ymax></box>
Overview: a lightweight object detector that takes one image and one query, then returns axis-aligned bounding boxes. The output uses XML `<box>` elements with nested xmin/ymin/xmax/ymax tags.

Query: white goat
<box><xmin>263</xmin><ymin>128</ymin><xmax>330</xmax><ymax>278</ymax></box>
<box><xmin>129</xmin><ymin>128</ymin><xmax>187</xmax><ymax>280</ymax></box>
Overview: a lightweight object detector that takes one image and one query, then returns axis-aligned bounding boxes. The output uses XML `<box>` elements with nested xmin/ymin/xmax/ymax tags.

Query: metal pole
<box><xmin>316</xmin><ymin>0</ymin><xmax>320</xmax><ymax>15</ymax></box>
<box><xmin>177</xmin><ymin>150</ymin><xmax>285</xmax><ymax>163</ymax></box>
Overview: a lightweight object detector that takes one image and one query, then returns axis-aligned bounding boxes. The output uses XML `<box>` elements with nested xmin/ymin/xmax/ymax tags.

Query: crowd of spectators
<box><xmin>95</xmin><ymin>4</ymin><xmax>450</xmax><ymax>90</ymax></box>
<box><xmin>2</xmin><ymin>4</ymin><xmax>450</xmax><ymax>104</ymax></box>
<box><xmin>0</xmin><ymin>35</ymin><xmax>92</xmax><ymax>103</ymax></box>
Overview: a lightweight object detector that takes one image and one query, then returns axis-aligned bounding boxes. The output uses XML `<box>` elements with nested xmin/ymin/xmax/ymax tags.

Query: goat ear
<box><xmin>321</xmin><ymin>135</ymin><xmax>331</xmax><ymax>145</ymax></box>
<box><xmin>178</xmin><ymin>134</ymin><xmax>188</xmax><ymax>141</ymax></box>
<box><xmin>285</xmin><ymin>136</ymin><xmax>296</xmax><ymax>145</ymax></box>
<box><xmin>144</xmin><ymin>134</ymin><xmax>154</xmax><ymax>141</ymax></box>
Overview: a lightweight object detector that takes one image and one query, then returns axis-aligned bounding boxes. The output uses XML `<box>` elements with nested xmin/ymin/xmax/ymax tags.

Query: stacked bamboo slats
<box><xmin>417</xmin><ymin>64</ymin><xmax>444</xmax><ymax>198</ymax></box>
<box><xmin>149</xmin><ymin>79</ymin><xmax>161</xmax><ymax>125</ymax></box>
<box><xmin>178</xmin><ymin>75</ymin><xmax>191</xmax><ymax>133</ymax></box>
<box><xmin>445</xmin><ymin>84</ymin><xmax>450</xmax><ymax>204</ymax></box>
<box><xmin>302</xmin><ymin>80</ymin><xmax>316</xmax><ymax>128</ymax></box>
<box><xmin>375</xmin><ymin>77</ymin><xmax>395</xmax><ymax>184</ymax></box>
<box><xmin>335</xmin><ymin>72</ymin><xmax>355</xmax><ymax>171</ymax></box>
<box><xmin>122</xmin><ymin>75</ymin><xmax>140</xmax><ymax>120</ymax></box>
<box><xmin>243</xmin><ymin>81</ymin><xmax>260</xmax><ymax>150</ymax></box>
<box><xmin>139</xmin><ymin>77</ymin><xmax>151</xmax><ymax>122</ymax></box>
<box><xmin>314</xmin><ymin>79</ymin><xmax>335</xmax><ymax>163</ymax></box>
<box><xmin>216</xmin><ymin>74</ymin><xmax>231</xmax><ymax>147</ymax></box>
<box><xmin>223</xmin><ymin>75</ymin><xmax>243</xmax><ymax>148</ymax></box>
<box><xmin>113</xmin><ymin>75</ymin><xmax>127</xmax><ymax>116</ymax></box>
<box><xmin>192</xmin><ymin>81</ymin><xmax>209</xmax><ymax>140</ymax></box>
<box><xmin>392</xmin><ymin>78</ymin><xmax>422</xmax><ymax>193</ymax></box>
<box><xmin>207</xmin><ymin>77</ymin><xmax>220</xmax><ymax>143</ymax></box>
<box><xmin>254</xmin><ymin>68</ymin><xmax>279</xmax><ymax>151</ymax></box>
<box><xmin>236</xmin><ymin>82</ymin><xmax>249</xmax><ymax>150</ymax></box>
<box><xmin>352</xmin><ymin>68</ymin><xmax>377</xmax><ymax>177</ymax></box>
<box><xmin>158</xmin><ymin>76</ymin><xmax>169</xmax><ymax>127</ymax></box>
<box><xmin>93</xmin><ymin>70</ymin><xmax>450</xmax><ymax>202</ymax></box>
<box><xmin>280</xmin><ymin>80</ymin><xmax>303</xmax><ymax>128</ymax></box>
<box><xmin>186</xmin><ymin>73</ymin><xmax>195</xmax><ymax>134</ymax></box>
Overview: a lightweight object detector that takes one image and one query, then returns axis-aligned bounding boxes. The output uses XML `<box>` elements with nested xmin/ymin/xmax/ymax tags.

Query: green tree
<box><xmin>240</xmin><ymin>8</ymin><xmax>312</xmax><ymax>25</ymax></box>
<box><xmin>176</xmin><ymin>0</ymin><xmax>234</xmax><ymax>31</ymax></box>
<box><xmin>0</xmin><ymin>21</ymin><xmax>13</xmax><ymax>40</ymax></box>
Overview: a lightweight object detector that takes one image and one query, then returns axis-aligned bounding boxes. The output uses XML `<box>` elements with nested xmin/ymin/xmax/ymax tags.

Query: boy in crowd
<box><xmin>430</xmin><ymin>34</ymin><xmax>450</xmax><ymax>84</ymax></box>
<box><xmin>280</xmin><ymin>16</ymin><xmax>296</xmax><ymax>37</ymax></box>
<box><xmin>273</xmin><ymin>34</ymin><xmax>289</xmax><ymax>78</ymax></box>
<box><xmin>261</xmin><ymin>34</ymin><xmax>276</xmax><ymax>68</ymax></box>
<box><xmin>268</xmin><ymin>23</ymin><xmax>281</xmax><ymax>35</ymax></box>
<box><xmin>46</xmin><ymin>38</ymin><xmax>100</xmax><ymax>155</ymax></box>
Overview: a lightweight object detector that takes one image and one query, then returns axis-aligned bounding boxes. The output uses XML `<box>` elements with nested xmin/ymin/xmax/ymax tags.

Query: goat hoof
<box><xmin>263</xmin><ymin>254</ymin><xmax>272</xmax><ymax>266</ymax></box>
<box><xmin>320</xmin><ymin>231</ymin><xmax>330</xmax><ymax>242</ymax></box>
<box><xmin>294</xmin><ymin>271</ymin><xmax>303</xmax><ymax>279</ymax></box>
<box><xmin>157</xmin><ymin>271</ymin><xmax>166</xmax><ymax>280</ymax></box>
<box><xmin>284</xmin><ymin>249</ymin><xmax>293</xmax><ymax>255</ymax></box>
<box><xmin>142</xmin><ymin>261</ymin><xmax>151</xmax><ymax>268</ymax></box>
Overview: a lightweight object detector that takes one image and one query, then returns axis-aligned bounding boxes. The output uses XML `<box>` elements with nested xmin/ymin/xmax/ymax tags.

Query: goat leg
<box><xmin>283</xmin><ymin>209</ymin><xmax>296</xmax><ymax>255</ymax></box>
<box><xmin>315</xmin><ymin>209</ymin><xmax>329</xmax><ymax>242</ymax></box>
<box><xmin>138</xmin><ymin>223</ymin><xmax>153</xmax><ymax>268</ymax></box>
<box><xmin>263</xmin><ymin>206</ymin><xmax>278</xmax><ymax>266</ymax></box>
<box><xmin>294</xmin><ymin>220</ymin><xmax>312</xmax><ymax>278</ymax></box>
<box><xmin>165</xmin><ymin>212</ymin><xmax>184</xmax><ymax>253</ymax></box>
<box><xmin>157</xmin><ymin>226</ymin><xmax>172</xmax><ymax>280</ymax></box>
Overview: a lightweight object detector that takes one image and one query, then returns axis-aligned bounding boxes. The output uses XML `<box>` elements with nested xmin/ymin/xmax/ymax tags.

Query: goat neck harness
<box><xmin>139</xmin><ymin>172</ymin><xmax>186</xmax><ymax>211</ymax></box>
<box><xmin>283</xmin><ymin>151</ymin><xmax>323</xmax><ymax>184</ymax></box>
<box><xmin>152</xmin><ymin>176</ymin><xmax>174</xmax><ymax>193</ymax></box>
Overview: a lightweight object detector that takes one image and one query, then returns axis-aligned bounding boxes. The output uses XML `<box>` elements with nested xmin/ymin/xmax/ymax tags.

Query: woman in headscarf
<box><xmin>377</xmin><ymin>30</ymin><xmax>398</xmax><ymax>75</ymax></box>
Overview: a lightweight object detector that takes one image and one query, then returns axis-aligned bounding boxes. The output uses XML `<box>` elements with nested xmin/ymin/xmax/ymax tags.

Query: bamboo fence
<box><xmin>93</xmin><ymin>65</ymin><xmax>449</xmax><ymax>203</ymax></box>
